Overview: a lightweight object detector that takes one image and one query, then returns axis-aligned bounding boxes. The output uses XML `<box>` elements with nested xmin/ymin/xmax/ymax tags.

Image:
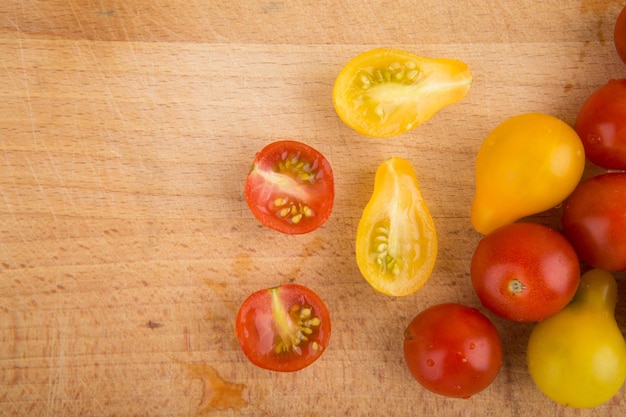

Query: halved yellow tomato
<box><xmin>356</xmin><ymin>157</ymin><xmax>438</xmax><ymax>296</ymax></box>
<box><xmin>333</xmin><ymin>48</ymin><xmax>473</xmax><ymax>138</ymax></box>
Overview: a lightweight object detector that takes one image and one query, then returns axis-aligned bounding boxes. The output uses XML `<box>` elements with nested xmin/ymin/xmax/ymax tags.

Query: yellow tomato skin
<box><xmin>527</xmin><ymin>269</ymin><xmax>626</xmax><ymax>408</ymax></box>
<box><xmin>471</xmin><ymin>113</ymin><xmax>585</xmax><ymax>235</ymax></box>
<box><xmin>355</xmin><ymin>157</ymin><xmax>438</xmax><ymax>296</ymax></box>
<box><xmin>333</xmin><ymin>48</ymin><xmax>472</xmax><ymax>138</ymax></box>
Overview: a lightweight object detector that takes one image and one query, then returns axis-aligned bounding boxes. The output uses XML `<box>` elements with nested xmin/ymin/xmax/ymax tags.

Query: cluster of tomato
<box><xmin>462</xmin><ymin>8</ymin><xmax>626</xmax><ymax>408</ymax></box>
<box><xmin>466</xmin><ymin>110</ymin><xmax>626</xmax><ymax>406</ymax></box>
<box><xmin>405</xmin><ymin>8</ymin><xmax>626</xmax><ymax>406</ymax></box>
<box><xmin>235</xmin><ymin>5</ymin><xmax>626</xmax><ymax>410</ymax></box>
<box><xmin>236</xmin><ymin>47</ymin><xmax>472</xmax><ymax>373</ymax></box>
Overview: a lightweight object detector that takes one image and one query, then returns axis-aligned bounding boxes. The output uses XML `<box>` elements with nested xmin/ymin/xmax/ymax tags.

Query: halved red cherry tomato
<box><xmin>245</xmin><ymin>141</ymin><xmax>334</xmax><ymax>234</ymax></box>
<box><xmin>562</xmin><ymin>172</ymin><xmax>626</xmax><ymax>271</ymax></box>
<box><xmin>333</xmin><ymin>48</ymin><xmax>472</xmax><ymax>138</ymax></box>
<box><xmin>403</xmin><ymin>303</ymin><xmax>503</xmax><ymax>399</ymax></box>
<box><xmin>574</xmin><ymin>79</ymin><xmax>626</xmax><ymax>170</ymax></box>
<box><xmin>615</xmin><ymin>5</ymin><xmax>626</xmax><ymax>65</ymax></box>
<box><xmin>471</xmin><ymin>223</ymin><xmax>580</xmax><ymax>322</ymax></box>
<box><xmin>235</xmin><ymin>283</ymin><xmax>331</xmax><ymax>372</ymax></box>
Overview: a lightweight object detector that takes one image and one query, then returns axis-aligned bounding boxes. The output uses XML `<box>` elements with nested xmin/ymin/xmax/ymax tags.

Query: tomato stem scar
<box><xmin>509</xmin><ymin>279</ymin><xmax>526</xmax><ymax>294</ymax></box>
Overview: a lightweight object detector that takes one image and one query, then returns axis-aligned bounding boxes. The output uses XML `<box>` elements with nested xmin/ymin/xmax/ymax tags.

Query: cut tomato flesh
<box><xmin>333</xmin><ymin>48</ymin><xmax>472</xmax><ymax>138</ymax></box>
<box><xmin>245</xmin><ymin>141</ymin><xmax>334</xmax><ymax>234</ymax></box>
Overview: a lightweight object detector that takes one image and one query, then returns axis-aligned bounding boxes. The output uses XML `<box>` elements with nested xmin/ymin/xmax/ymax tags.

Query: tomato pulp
<box><xmin>333</xmin><ymin>48</ymin><xmax>472</xmax><ymax>138</ymax></box>
<box><xmin>355</xmin><ymin>157</ymin><xmax>438</xmax><ymax>296</ymax></box>
<box><xmin>235</xmin><ymin>283</ymin><xmax>331</xmax><ymax>372</ymax></box>
<box><xmin>245</xmin><ymin>140</ymin><xmax>334</xmax><ymax>234</ymax></box>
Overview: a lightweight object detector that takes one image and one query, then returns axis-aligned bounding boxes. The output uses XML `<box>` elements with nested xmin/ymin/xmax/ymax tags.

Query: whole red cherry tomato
<box><xmin>562</xmin><ymin>172</ymin><xmax>626</xmax><ymax>271</ymax></box>
<box><xmin>245</xmin><ymin>140</ymin><xmax>334</xmax><ymax>234</ymax></box>
<box><xmin>471</xmin><ymin>223</ymin><xmax>580</xmax><ymax>322</ymax></box>
<box><xmin>403</xmin><ymin>303</ymin><xmax>503</xmax><ymax>399</ymax></box>
<box><xmin>574</xmin><ymin>79</ymin><xmax>626</xmax><ymax>170</ymax></box>
<box><xmin>615</xmin><ymin>5</ymin><xmax>626</xmax><ymax>65</ymax></box>
<box><xmin>235</xmin><ymin>283</ymin><xmax>331</xmax><ymax>372</ymax></box>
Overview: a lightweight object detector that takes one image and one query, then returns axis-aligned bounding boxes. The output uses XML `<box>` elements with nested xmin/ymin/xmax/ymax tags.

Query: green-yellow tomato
<box><xmin>526</xmin><ymin>269</ymin><xmax>626</xmax><ymax>408</ymax></box>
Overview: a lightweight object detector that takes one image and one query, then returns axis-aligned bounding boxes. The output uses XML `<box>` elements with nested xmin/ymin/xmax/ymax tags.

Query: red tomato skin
<box><xmin>235</xmin><ymin>284</ymin><xmax>331</xmax><ymax>372</ymax></box>
<box><xmin>471</xmin><ymin>223</ymin><xmax>580</xmax><ymax>322</ymax></box>
<box><xmin>562</xmin><ymin>172</ymin><xmax>626</xmax><ymax>272</ymax></box>
<box><xmin>245</xmin><ymin>140</ymin><xmax>334</xmax><ymax>235</ymax></box>
<box><xmin>616</xmin><ymin>5</ymin><xmax>626</xmax><ymax>65</ymax></box>
<box><xmin>403</xmin><ymin>303</ymin><xmax>503</xmax><ymax>399</ymax></box>
<box><xmin>575</xmin><ymin>79</ymin><xmax>626</xmax><ymax>170</ymax></box>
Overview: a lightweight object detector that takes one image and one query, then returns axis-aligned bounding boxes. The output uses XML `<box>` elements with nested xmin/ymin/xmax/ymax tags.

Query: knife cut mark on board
<box><xmin>185</xmin><ymin>363</ymin><xmax>249</xmax><ymax>413</ymax></box>
<box><xmin>97</xmin><ymin>10</ymin><xmax>115</xmax><ymax>17</ymax></box>
<box><xmin>147</xmin><ymin>320</ymin><xmax>163</xmax><ymax>329</ymax></box>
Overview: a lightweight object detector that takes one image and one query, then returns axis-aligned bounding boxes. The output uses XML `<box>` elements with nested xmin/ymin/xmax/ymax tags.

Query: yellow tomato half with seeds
<box><xmin>356</xmin><ymin>157</ymin><xmax>438</xmax><ymax>296</ymax></box>
<box><xmin>333</xmin><ymin>48</ymin><xmax>473</xmax><ymax>138</ymax></box>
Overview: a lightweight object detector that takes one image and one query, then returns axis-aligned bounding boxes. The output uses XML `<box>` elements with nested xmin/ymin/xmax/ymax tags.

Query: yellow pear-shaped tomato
<box><xmin>333</xmin><ymin>48</ymin><xmax>472</xmax><ymax>138</ymax></box>
<box><xmin>527</xmin><ymin>269</ymin><xmax>626</xmax><ymax>408</ymax></box>
<box><xmin>356</xmin><ymin>157</ymin><xmax>438</xmax><ymax>296</ymax></box>
<box><xmin>471</xmin><ymin>113</ymin><xmax>585</xmax><ymax>235</ymax></box>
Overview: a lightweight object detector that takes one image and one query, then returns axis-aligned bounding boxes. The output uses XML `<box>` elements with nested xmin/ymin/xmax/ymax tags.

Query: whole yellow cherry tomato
<box><xmin>471</xmin><ymin>113</ymin><xmax>585</xmax><ymax>235</ymax></box>
<box><xmin>333</xmin><ymin>48</ymin><xmax>473</xmax><ymax>138</ymax></box>
<box><xmin>356</xmin><ymin>157</ymin><xmax>438</xmax><ymax>296</ymax></box>
<box><xmin>526</xmin><ymin>269</ymin><xmax>626</xmax><ymax>408</ymax></box>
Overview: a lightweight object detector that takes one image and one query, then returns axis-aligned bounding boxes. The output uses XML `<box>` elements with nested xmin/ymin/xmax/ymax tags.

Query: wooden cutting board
<box><xmin>1</xmin><ymin>1</ymin><xmax>625</xmax><ymax>416</ymax></box>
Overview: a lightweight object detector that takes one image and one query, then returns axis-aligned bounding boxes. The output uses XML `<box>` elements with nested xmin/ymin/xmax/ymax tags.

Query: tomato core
<box><xmin>270</xmin><ymin>289</ymin><xmax>322</xmax><ymax>355</ymax></box>
<box><xmin>508</xmin><ymin>279</ymin><xmax>526</xmax><ymax>295</ymax></box>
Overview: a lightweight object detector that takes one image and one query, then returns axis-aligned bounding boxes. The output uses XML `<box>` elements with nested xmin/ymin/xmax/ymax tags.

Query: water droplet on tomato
<box><xmin>469</xmin><ymin>343</ymin><xmax>476</xmax><ymax>350</ymax></box>
<box><xmin>587</xmin><ymin>134</ymin><xmax>602</xmax><ymax>145</ymax></box>
<box><xmin>426</xmin><ymin>359</ymin><xmax>435</xmax><ymax>367</ymax></box>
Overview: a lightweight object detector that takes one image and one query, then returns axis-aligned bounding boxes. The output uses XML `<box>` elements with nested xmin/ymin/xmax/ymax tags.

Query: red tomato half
<box><xmin>615</xmin><ymin>5</ymin><xmax>626</xmax><ymax>65</ymax></box>
<box><xmin>471</xmin><ymin>223</ymin><xmax>580</xmax><ymax>322</ymax></box>
<box><xmin>562</xmin><ymin>172</ymin><xmax>626</xmax><ymax>271</ymax></box>
<box><xmin>245</xmin><ymin>140</ymin><xmax>334</xmax><ymax>234</ymax></box>
<box><xmin>235</xmin><ymin>283</ymin><xmax>331</xmax><ymax>372</ymax></box>
<box><xmin>403</xmin><ymin>303</ymin><xmax>503</xmax><ymax>399</ymax></box>
<box><xmin>575</xmin><ymin>79</ymin><xmax>626</xmax><ymax>170</ymax></box>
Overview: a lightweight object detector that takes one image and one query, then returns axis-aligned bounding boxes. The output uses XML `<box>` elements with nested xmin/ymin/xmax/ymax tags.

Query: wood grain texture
<box><xmin>1</xmin><ymin>1</ymin><xmax>625</xmax><ymax>416</ymax></box>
